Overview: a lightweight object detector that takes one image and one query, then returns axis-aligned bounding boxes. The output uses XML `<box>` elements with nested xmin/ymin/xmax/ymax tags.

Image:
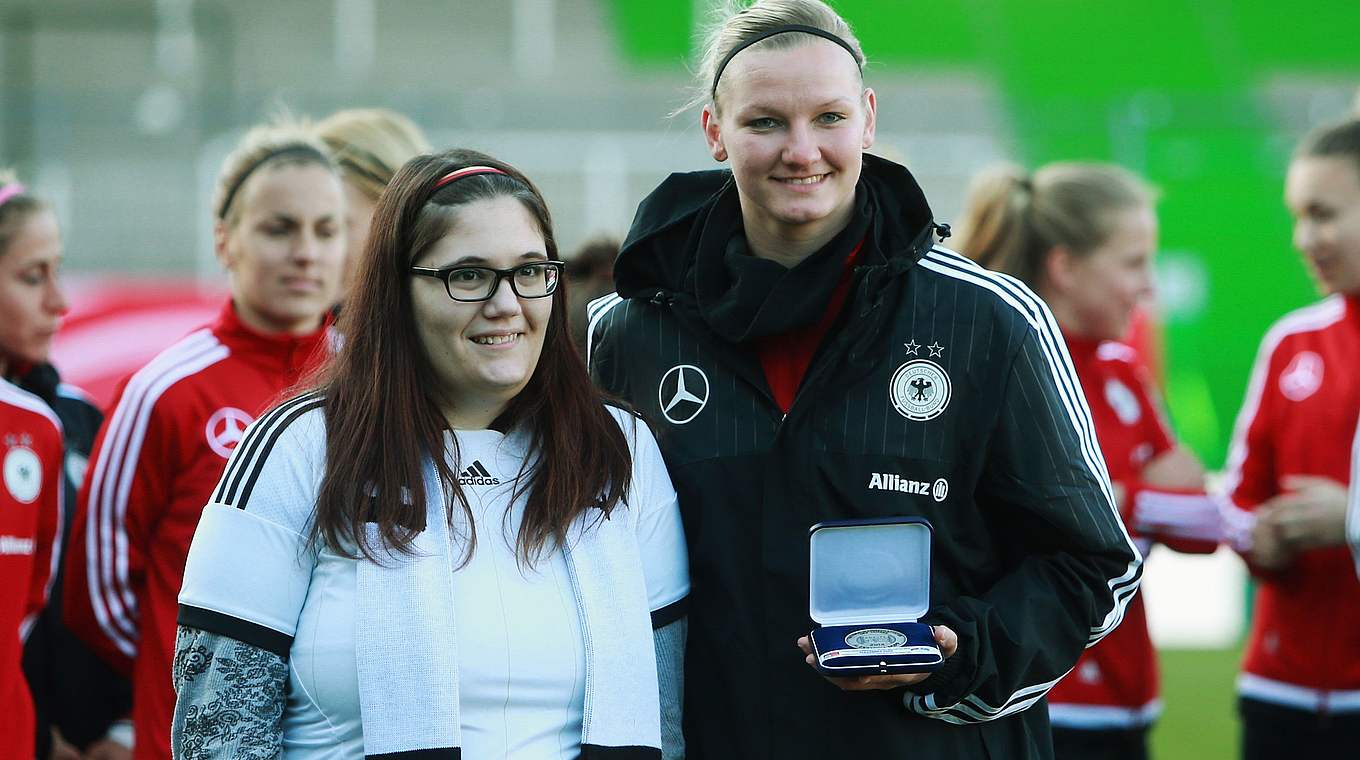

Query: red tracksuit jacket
<box><xmin>1047</xmin><ymin>334</ymin><xmax>1217</xmax><ymax>730</ymax></box>
<box><xmin>63</xmin><ymin>302</ymin><xmax>328</xmax><ymax>759</ymax></box>
<box><xmin>1</xmin><ymin>379</ymin><xmax>63</xmax><ymax>758</ymax></box>
<box><xmin>1225</xmin><ymin>294</ymin><xmax>1360</xmax><ymax>714</ymax></box>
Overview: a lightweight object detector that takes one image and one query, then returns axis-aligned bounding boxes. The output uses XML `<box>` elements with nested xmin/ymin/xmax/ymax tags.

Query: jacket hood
<box><xmin>614</xmin><ymin>153</ymin><xmax>943</xmax><ymax>298</ymax></box>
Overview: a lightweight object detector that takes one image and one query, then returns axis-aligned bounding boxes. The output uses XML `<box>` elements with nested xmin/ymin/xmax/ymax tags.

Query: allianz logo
<box><xmin>868</xmin><ymin>473</ymin><xmax>949</xmax><ymax>502</ymax></box>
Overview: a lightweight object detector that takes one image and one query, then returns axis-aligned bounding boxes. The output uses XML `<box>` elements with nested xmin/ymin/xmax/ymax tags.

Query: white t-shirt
<box><xmin>187</xmin><ymin>408</ymin><xmax>687</xmax><ymax>759</ymax></box>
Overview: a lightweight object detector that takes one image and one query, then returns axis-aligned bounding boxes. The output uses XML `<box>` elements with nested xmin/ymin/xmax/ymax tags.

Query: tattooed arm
<box><xmin>170</xmin><ymin>626</ymin><xmax>288</xmax><ymax>760</ymax></box>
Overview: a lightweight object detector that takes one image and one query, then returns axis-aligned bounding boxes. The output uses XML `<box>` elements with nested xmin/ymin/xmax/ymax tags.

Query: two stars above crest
<box><xmin>904</xmin><ymin>339</ymin><xmax>944</xmax><ymax>358</ymax></box>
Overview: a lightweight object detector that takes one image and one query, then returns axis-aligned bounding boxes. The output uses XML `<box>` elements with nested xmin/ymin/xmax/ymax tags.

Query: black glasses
<box><xmin>410</xmin><ymin>260</ymin><xmax>565</xmax><ymax>302</ymax></box>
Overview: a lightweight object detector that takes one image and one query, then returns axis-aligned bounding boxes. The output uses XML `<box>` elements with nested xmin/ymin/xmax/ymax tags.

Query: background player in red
<box><xmin>1224</xmin><ymin>116</ymin><xmax>1360</xmax><ymax>758</ymax></box>
<box><xmin>960</xmin><ymin>162</ymin><xmax>1221</xmax><ymax>760</ymax></box>
<box><xmin>0</xmin><ymin>169</ymin><xmax>129</xmax><ymax>760</ymax></box>
<box><xmin>62</xmin><ymin>120</ymin><xmax>345</xmax><ymax>760</ymax></box>
<box><xmin>0</xmin><ymin>370</ymin><xmax>63</xmax><ymax>758</ymax></box>
<box><xmin>315</xmin><ymin>107</ymin><xmax>430</xmax><ymax>300</ymax></box>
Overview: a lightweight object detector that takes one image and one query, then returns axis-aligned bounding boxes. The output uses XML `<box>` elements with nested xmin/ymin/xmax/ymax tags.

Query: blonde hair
<box><xmin>0</xmin><ymin>168</ymin><xmax>48</xmax><ymax>257</ymax></box>
<box><xmin>213</xmin><ymin>120</ymin><xmax>337</xmax><ymax>225</ymax></box>
<box><xmin>686</xmin><ymin>0</ymin><xmax>865</xmax><ymax>114</ymax></box>
<box><xmin>958</xmin><ymin>162</ymin><xmax>1154</xmax><ymax>288</ymax></box>
<box><xmin>316</xmin><ymin>108</ymin><xmax>431</xmax><ymax>201</ymax></box>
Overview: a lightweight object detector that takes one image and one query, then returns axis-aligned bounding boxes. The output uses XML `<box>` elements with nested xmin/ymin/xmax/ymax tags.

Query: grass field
<box><xmin>1151</xmin><ymin>645</ymin><xmax>1243</xmax><ymax>759</ymax></box>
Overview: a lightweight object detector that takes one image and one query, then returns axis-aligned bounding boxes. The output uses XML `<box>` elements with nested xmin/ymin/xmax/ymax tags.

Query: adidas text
<box><xmin>458</xmin><ymin>460</ymin><xmax>500</xmax><ymax>486</ymax></box>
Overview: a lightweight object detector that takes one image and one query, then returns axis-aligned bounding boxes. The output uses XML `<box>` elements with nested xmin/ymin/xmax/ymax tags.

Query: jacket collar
<box><xmin>614</xmin><ymin>153</ymin><xmax>944</xmax><ymax>300</ymax></box>
<box><xmin>8</xmin><ymin>362</ymin><xmax>60</xmax><ymax>404</ymax></box>
<box><xmin>211</xmin><ymin>300</ymin><xmax>331</xmax><ymax>379</ymax></box>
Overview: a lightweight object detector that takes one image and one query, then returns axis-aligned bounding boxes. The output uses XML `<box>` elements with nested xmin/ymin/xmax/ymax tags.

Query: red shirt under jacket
<box><xmin>756</xmin><ymin>242</ymin><xmax>864</xmax><ymax>413</ymax></box>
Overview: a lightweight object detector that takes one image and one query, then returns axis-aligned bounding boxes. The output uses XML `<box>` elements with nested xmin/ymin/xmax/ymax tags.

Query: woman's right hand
<box><xmin>795</xmin><ymin>625</ymin><xmax>959</xmax><ymax>692</ymax></box>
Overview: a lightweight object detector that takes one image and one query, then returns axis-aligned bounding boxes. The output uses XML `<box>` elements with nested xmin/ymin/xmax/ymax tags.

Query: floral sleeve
<box><xmin>171</xmin><ymin>626</ymin><xmax>288</xmax><ymax>760</ymax></box>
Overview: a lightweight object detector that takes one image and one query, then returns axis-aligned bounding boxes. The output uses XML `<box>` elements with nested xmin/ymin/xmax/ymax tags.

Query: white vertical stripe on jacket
<box><xmin>83</xmin><ymin>330</ymin><xmax>227</xmax><ymax>657</ymax></box>
<box><xmin>905</xmin><ymin>248</ymin><xmax>1142</xmax><ymax>725</ymax></box>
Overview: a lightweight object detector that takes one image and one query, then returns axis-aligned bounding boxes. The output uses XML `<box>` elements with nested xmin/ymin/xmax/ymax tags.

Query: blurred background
<box><xmin>5</xmin><ymin>1</ymin><xmax>1359</xmax><ymax>755</ymax></box>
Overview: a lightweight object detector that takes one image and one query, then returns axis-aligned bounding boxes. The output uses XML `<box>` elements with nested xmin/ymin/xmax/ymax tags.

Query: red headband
<box><xmin>433</xmin><ymin>165</ymin><xmax>507</xmax><ymax>190</ymax></box>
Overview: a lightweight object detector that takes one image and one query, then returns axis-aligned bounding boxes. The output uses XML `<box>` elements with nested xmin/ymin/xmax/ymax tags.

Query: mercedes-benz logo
<box><xmin>205</xmin><ymin>407</ymin><xmax>254</xmax><ymax>459</ymax></box>
<box><xmin>658</xmin><ymin>364</ymin><xmax>710</xmax><ymax>425</ymax></box>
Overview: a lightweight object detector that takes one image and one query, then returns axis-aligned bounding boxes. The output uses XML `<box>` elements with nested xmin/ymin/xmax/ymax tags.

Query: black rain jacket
<box><xmin>588</xmin><ymin>154</ymin><xmax>1142</xmax><ymax>759</ymax></box>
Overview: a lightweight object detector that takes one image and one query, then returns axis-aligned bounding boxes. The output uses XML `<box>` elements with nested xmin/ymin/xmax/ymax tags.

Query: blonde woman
<box><xmin>587</xmin><ymin>1</ymin><xmax>1141</xmax><ymax>757</ymax></box>
<box><xmin>170</xmin><ymin>150</ymin><xmax>688</xmax><ymax>759</ymax></box>
<box><xmin>316</xmin><ymin>107</ymin><xmax>430</xmax><ymax>294</ymax></box>
<box><xmin>63</xmin><ymin>121</ymin><xmax>345</xmax><ymax>760</ymax></box>
<box><xmin>959</xmin><ymin>163</ymin><xmax>1221</xmax><ymax>760</ymax></box>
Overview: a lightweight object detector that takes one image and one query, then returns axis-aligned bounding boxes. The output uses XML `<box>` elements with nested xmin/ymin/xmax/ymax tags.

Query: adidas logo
<box><xmin>458</xmin><ymin>460</ymin><xmax>501</xmax><ymax>486</ymax></box>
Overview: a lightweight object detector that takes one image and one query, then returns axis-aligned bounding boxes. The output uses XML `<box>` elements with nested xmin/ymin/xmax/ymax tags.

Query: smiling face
<box><xmin>0</xmin><ymin>209</ymin><xmax>67</xmax><ymax>371</ymax></box>
<box><xmin>1285</xmin><ymin>155</ymin><xmax>1360</xmax><ymax>296</ymax></box>
<box><xmin>410</xmin><ymin>195</ymin><xmax>553</xmax><ymax>428</ymax></box>
<box><xmin>1049</xmin><ymin>205</ymin><xmax>1158</xmax><ymax>342</ymax></box>
<box><xmin>215</xmin><ymin>162</ymin><xmax>346</xmax><ymax>335</ymax></box>
<box><xmin>702</xmin><ymin>37</ymin><xmax>875</xmax><ymax>253</ymax></box>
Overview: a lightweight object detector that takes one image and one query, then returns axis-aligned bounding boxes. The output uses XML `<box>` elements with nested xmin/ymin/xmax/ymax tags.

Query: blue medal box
<box><xmin>809</xmin><ymin>517</ymin><xmax>943</xmax><ymax>676</ymax></box>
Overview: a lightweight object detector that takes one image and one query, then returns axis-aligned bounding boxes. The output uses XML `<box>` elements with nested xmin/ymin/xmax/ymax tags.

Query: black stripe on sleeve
<box><xmin>228</xmin><ymin>396</ymin><xmax>326</xmax><ymax>508</ymax></box>
<box><xmin>214</xmin><ymin>393</ymin><xmax>308</xmax><ymax>503</ymax></box>
<box><xmin>366</xmin><ymin>750</ymin><xmax>461</xmax><ymax>759</ymax></box>
<box><xmin>650</xmin><ymin>595</ymin><xmax>689</xmax><ymax>629</ymax></box>
<box><xmin>177</xmin><ymin>604</ymin><xmax>294</xmax><ymax>659</ymax></box>
<box><xmin>580</xmin><ymin>744</ymin><xmax>661</xmax><ymax>759</ymax></box>
<box><xmin>217</xmin><ymin>393</ymin><xmax>323</xmax><ymax>505</ymax></box>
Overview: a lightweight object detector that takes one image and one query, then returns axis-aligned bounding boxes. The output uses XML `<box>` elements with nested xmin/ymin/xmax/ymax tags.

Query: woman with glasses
<box><xmin>169</xmin><ymin>150</ymin><xmax>689</xmax><ymax>759</ymax></box>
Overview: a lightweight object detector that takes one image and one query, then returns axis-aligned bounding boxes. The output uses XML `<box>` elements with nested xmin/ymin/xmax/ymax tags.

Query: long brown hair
<box><xmin>312</xmin><ymin>149</ymin><xmax>633</xmax><ymax>565</ymax></box>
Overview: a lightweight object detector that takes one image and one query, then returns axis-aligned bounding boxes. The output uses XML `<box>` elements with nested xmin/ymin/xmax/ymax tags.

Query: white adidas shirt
<box><xmin>217</xmin><ymin>410</ymin><xmax>687</xmax><ymax>758</ymax></box>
